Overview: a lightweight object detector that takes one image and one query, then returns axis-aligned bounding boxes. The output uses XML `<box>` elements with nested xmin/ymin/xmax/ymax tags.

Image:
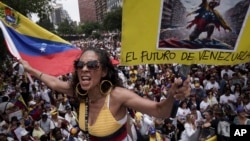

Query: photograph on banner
<box><xmin>121</xmin><ymin>0</ymin><xmax>250</xmax><ymax>66</ymax></box>
<box><xmin>158</xmin><ymin>0</ymin><xmax>250</xmax><ymax>51</ymax></box>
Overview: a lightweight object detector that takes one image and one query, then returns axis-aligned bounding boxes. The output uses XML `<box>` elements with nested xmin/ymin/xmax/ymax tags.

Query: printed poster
<box><xmin>121</xmin><ymin>0</ymin><xmax>250</xmax><ymax>66</ymax></box>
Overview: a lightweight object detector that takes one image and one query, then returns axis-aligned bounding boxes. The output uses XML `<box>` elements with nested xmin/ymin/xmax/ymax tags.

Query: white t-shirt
<box><xmin>65</xmin><ymin>112</ymin><xmax>78</xmax><ymax>127</ymax></box>
<box><xmin>179</xmin><ymin>122</ymin><xmax>197</xmax><ymax>141</ymax></box>
<box><xmin>207</xmin><ymin>96</ymin><xmax>218</xmax><ymax>107</ymax></box>
<box><xmin>200</xmin><ymin>100</ymin><xmax>210</xmax><ymax>112</ymax></box>
<box><xmin>205</xmin><ymin>81</ymin><xmax>220</xmax><ymax>91</ymax></box>
<box><xmin>39</xmin><ymin>119</ymin><xmax>51</xmax><ymax>134</ymax></box>
<box><xmin>219</xmin><ymin>94</ymin><xmax>237</xmax><ymax>104</ymax></box>
<box><xmin>218</xmin><ymin>120</ymin><xmax>230</xmax><ymax>137</ymax></box>
<box><xmin>242</xmin><ymin>102</ymin><xmax>250</xmax><ymax>112</ymax></box>
<box><xmin>176</xmin><ymin>107</ymin><xmax>191</xmax><ymax>121</ymax></box>
<box><xmin>40</xmin><ymin>88</ymin><xmax>51</xmax><ymax>103</ymax></box>
<box><xmin>138</xmin><ymin>114</ymin><xmax>154</xmax><ymax>135</ymax></box>
<box><xmin>219</xmin><ymin>94</ymin><xmax>237</xmax><ymax>110</ymax></box>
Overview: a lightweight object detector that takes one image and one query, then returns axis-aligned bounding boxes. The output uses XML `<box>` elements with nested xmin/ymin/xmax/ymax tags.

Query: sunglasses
<box><xmin>75</xmin><ymin>60</ymin><xmax>100</xmax><ymax>70</ymax></box>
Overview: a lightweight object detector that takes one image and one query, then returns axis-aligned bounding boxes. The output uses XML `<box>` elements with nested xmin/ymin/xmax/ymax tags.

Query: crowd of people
<box><xmin>118</xmin><ymin>62</ymin><xmax>250</xmax><ymax>141</ymax></box>
<box><xmin>0</xmin><ymin>37</ymin><xmax>250</xmax><ymax>141</ymax></box>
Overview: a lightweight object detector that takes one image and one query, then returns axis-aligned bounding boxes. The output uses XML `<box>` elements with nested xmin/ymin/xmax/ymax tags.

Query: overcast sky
<box><xmin>32</xmin><ymin>0</ymin><xmax>80</xmax><ymax>23</ymax></box>
<box><xmin>56</xmin><ymin>0</ymin><xmax>80</xmax><ymax>22</ymax></box>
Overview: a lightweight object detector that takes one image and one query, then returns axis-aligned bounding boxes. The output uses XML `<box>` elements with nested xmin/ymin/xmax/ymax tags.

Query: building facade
<box><xmin>78</xmin><ymin>0</ymin><xmax>97</xmax><ymax>23</ymax></box>
<box><xmin>78</xmin><ymin>0</ymin><xmax>123</xmax><ymax>23</ymax></box>
<box><xmin>107</xmin><ymin>0</ymin><xmax>122</xmax><ymax>12</ymax></box>
<box><xmin>95</xmin><ymin>0</ymin><xmax>107</xmax><ymax>22</ymax></box>
<box><xmin>51</xmin><ymin>3</ymin><xmax>71</xmax><ymax>26</ymax></box>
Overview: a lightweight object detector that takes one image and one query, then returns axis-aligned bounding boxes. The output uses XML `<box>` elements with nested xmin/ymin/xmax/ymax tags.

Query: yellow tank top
<box><xmin>78</xmin><ymin>94</ymin><xmax>123</xmax><ymax>137</ymax></box>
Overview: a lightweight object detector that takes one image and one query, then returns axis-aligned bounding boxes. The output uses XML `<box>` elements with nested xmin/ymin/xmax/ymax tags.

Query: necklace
<box><xmin>85</xmin><ymin>97</ymin><xmax>90</xmax><ymax>141</ymax></box>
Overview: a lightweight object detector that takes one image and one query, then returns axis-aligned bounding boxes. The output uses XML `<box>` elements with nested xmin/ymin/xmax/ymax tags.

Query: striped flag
<box><xmin>0</xmin><ymin>2</ymin><xmax>82</xmax><ymax>76</ymax></box>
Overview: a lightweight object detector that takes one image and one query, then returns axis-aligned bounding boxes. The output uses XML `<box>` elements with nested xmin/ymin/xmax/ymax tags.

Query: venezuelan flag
<box><xmin>15</xmin><ymin>95</ymin><xmax>28</xmax><ymax>110</ymax></box>
<box><xmin>0</xmin><ymin>2</ymin><xmax>82</xmax><ymax>76</ymax></box>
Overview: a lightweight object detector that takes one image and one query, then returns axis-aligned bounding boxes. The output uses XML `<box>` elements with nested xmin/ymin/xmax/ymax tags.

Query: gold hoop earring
<box><xmin>75</xmin><ymin>83</ymin><xmax>88</xmax><ymax>96</ymax></box>
<box><xmin>100</xmin><ymin>80</ymin><xmax>113</xmax><ymax>96</ymax></box>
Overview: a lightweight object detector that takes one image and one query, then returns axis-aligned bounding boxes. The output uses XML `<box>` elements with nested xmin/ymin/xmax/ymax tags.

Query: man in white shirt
<box><xmin>221</xmin><ymin>65</ymin><xmax>234</xmax><ymax>79</ymax></box>
<box><xmin>219</xmin><ymin>89</ymin><xmax>237</xmax><ymax>111</ymax></box>
<box><xmin>39</xmin><ymin>84</ymin><xmax>51</xmax><ymax>104</ymax></box>
<box><xmin>205</xmin><ymin>76</ymin><xmax>220</xmax><ymax>91</ymax></box>
<box><xmin>199</xmin><ymin>95</ymin><xmax>210</xmax><ymax>113</ymax></box>
<box><xmin>64</xmin><ymin>105</ymin><xmax>78</xmax><ymax>128</ymax></box>
<box><xmin>38</xmin><ymin>113</ymin><xmax>51</xmax><ymax>136</ymax></box>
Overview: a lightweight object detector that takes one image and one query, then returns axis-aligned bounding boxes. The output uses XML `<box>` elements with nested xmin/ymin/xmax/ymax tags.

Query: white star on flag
<box><xmin>40</xmin><ymin>47</ymin><xmax>46</xmax><ymax>53</ymax></box>
<box><xmin>40</xmin><ymin>43</ymin><xmax>47</xmax><ymax>53</ymax></box>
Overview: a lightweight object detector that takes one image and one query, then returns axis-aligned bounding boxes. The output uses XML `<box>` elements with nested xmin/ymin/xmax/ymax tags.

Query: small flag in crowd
<box><xmin>0</xmin><ymin>2</ymin><xmax>82</xmax><ymax>76</ymax></box>
<box><xmin>15</xmin><ymin>95</ymin><xmax>28</xmax><ymax>110</ymax></box>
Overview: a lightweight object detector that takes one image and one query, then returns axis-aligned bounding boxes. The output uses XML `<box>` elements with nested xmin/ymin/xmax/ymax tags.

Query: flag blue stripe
<box><xmin>6</xmin><ymin>25</ymin><xmax>77</xmax><ymax>56</ymax></box>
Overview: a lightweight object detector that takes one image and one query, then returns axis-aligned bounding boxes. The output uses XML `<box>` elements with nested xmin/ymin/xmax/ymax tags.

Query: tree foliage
<box><xmin>1</xmin><ymin>0</ymin><xmax>55</xmax><ymax>18</ymax></box>
<box><xmin>36</xmin><ymin>14</ymin><xmax>55</xmax><ymax>32</ymax></box>
<box><xmin>80</xmin><ymin>22</ymin><xmax>101</xmax><ymax>37</ymax></box>
<box><xmin>0</xmin><ymin>0</ymin><xmax>56</xmax><ymax>67</ymax></box>
<box><xmin>57</xmin><ymin>19</ymin><xmax>77</xmax><ymax>35</ymax></box>
<box><xmin>102</xmin><ymin>7</ymin><xmax>122</xmax><ymax>32</ymax></box>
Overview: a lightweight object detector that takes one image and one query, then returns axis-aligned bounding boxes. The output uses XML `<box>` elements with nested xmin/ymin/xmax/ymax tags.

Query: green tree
<box><xmin>80</xmin><ymin>22</ymin><xmax>101</xmax><ymax>38</ymax></box>
<box><xmin>57</xmin><ymin>19</ymin><xmax>77</xmax><ymax>35</ymax></box>
<box><xmin>0</xmin><ymin>0</ymin><xmax>55</xmax><ymax>67</ymax></box>
<box><xmin>92</xmin><ymin>32</ymin><xmax>101</xmax><ymax>39</ymax></box>
<box><xmin>36</xmin><ymin>14</ymin><xmax>55</xmax><ymax>32</ymax></box>
<box><xmin>102</xmin><ymin>7</ymin><xmax>122</xmax><ymax>32</ymax></box>
<box><xmin>1</xmin><ymin>0</ymin><xmax>55</xmax><ymax>18</ymax></box>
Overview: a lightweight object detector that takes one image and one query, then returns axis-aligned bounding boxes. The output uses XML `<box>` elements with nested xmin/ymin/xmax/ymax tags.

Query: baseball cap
<box><xmin>28</xmin><ymin>100</ymin><xmax>36</xmax><ymax>106</ymax></box>
<box><xmin>149</xmin><ymin>127</ymin><xmax>156</xmax><ymax>134</ymax></box>
<box><xmin>50</xmin><ymin>109</ymin><xmax>58</xmax><ymax>115</ymax></box>
<box><xmin>237</xmin><ymin>106</ymin><xmax>245</xmax><ymax>114</ymax></box>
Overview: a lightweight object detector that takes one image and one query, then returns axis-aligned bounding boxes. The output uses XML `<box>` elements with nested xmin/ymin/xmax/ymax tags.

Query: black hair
<box><xmin>41</xmin><ymin>114</ymin><xmax>48</xmax><ymax>119</ymax></box>
<box><xmin>0</xmin><ymin>133</ymin><xmax>7</xmax><ymax>140</ymax></box>
<box><xmin>40</xmin><ymin>134</ymin><xmax>49</xmax><ymax>141</ymax></box>
<box><xmin>1</xmin><ymin>96</ymin><xmax>9</xmax><ymax>102</ymax></box>
<box><xmin>11</xmin><ymin>116</ymin><xmax>18</xmax><ymax>122</ymax></box>
<box><xmin>164</xmin><ymin>118</ymin><xmax>173</xmax><ymax>124</ymax></box>
<box><xmin>179</xmin><ymin>100</ymin><xmax>188</xmax><ymax>107</ymax></box>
